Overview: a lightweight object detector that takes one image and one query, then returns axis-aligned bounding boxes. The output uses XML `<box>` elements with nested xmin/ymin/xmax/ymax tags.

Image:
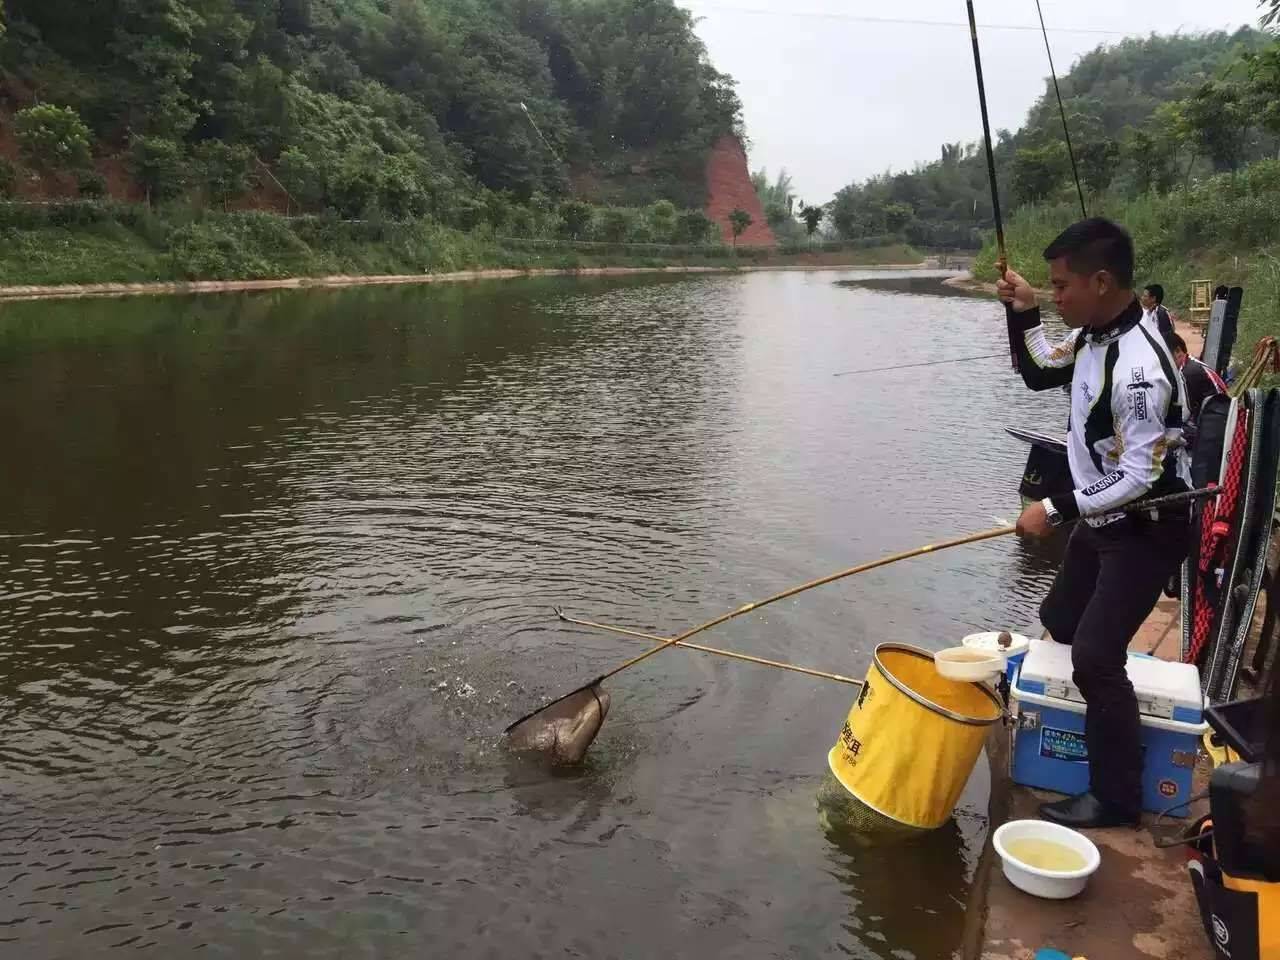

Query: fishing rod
<box><xmin>966</xmin><ymin>0</ymin><xmax>1006</xmax><ymax>280</ymax></box>
<box><xmin>1033</xmin><ymin>0</ymin><xmax>1086</xmax><ymax>218</ymax></box>
<box><xmin>832</xmin><ymin>352</ymin><xmax>1004</xmax><ymax>378</ymax></box>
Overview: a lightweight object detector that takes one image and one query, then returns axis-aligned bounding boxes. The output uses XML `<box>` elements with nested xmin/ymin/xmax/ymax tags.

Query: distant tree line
<box><xmin>827</xmin><ymin>29</ymin><xmax>1280</xmax><ymax>249</ymax></box>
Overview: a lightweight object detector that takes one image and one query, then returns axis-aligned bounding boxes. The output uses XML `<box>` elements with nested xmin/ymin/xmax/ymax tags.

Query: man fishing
<box><xmin>998</xmin><ymin>218</ymin><xmax>1191</xmax><ymax>828</ymax></box>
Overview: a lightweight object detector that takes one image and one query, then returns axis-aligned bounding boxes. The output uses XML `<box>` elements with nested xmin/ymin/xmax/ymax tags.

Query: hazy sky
<box><xmin>679</xmin><ymin>0</ymin><xmax>1268</xmax><ymax>203</ymax></box>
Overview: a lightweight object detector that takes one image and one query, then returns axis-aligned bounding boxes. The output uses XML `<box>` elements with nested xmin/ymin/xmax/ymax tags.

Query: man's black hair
<box><xmin>1144</xmin><ymin>283</ymin><xmax>1165</xmax><ymax>304</ymax></box>
<box><xmin>1165</xmin><ymin>331</ymin><xmax>1187</xmax><ymax>354</ymax></box>
<box><xmin>1042</xmin><ymin>217</ymin><xmax>1134</xmax><ymax>288</ymax></box>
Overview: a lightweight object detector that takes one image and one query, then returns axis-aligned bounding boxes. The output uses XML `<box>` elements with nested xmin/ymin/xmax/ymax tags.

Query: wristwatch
<box><xmin>1041</xmin><ymin>497</ymin><xmax>1065</xmax><ymax>527</ymax></box>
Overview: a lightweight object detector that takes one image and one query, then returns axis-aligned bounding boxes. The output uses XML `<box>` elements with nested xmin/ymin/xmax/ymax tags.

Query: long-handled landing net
<box><xmin>505</xmin><ymin>526</ymin><xmax>1016</xmax><ymax>763</ymax></box>
<box><xmin>504</xmin><ymin>487</ymin><xmax>1222</xmax><ymax>764</ymax></box>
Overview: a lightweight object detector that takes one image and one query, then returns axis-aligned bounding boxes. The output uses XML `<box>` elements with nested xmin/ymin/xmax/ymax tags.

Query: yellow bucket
<box><xmin>828</xmin><ymin>643</ymin><xmax>1003</xmax><ymax>831</ymax></box>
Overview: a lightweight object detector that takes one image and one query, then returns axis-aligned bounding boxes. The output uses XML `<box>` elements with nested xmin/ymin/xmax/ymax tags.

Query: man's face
<box><xmin>1173</xmin><ymin>348</ymin><xmax>1187</xmax><ymax>366</ymax></box>
<box><xmin>1048</xmin><ymin>257</ymin><xmax>1106</xmax><ymax>328</ymax></box>
<box><xmin>1139</xmin><ymin>289</ymin><xmax>1156</xmax><ymax>311</ymax></box>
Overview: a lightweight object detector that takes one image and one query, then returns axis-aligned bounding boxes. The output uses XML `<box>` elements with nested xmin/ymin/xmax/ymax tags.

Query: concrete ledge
<box><xmin>970</xmin><ymin>596</ymin><xmax>1212</xmax><ymax>959</ymax></box>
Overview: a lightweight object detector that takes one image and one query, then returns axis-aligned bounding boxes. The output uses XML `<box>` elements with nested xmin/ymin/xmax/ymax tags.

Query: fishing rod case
<box><xmin>1183</xmin><ymin>389</ymin><xmax>1280</xmax><ymax>702</ymax></box>
<box><xmin>1201</xmin><ymin>286</ymin><xmax>1244</xmax><ymax>379</ymax></box>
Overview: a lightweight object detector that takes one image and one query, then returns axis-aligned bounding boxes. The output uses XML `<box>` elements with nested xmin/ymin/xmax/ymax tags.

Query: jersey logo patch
<box><xmin>1082</xmin><ymin>471</ymin><xmax>1125</xmax><ymax>496</ymax></box>
<box><xmin>1129</xmin><ymin>366</ymin><xmax>1154</xmax><ymax>391</ymax></box>
<box><xmin>1132</xmin><ymin>390</ymin><xmax>1149</xmax><ymax>421</ymax></box>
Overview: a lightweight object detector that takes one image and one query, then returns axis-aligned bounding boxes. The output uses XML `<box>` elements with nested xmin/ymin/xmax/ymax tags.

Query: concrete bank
<box><xmin>968</xmin><ymin>594</ymin><xmax>1212</xmax><ymax>960</ymax></box>
<box><xmin>0</xmin><ymin>265</ymin><xmax>736</xmax><ymax>303</ymax></box>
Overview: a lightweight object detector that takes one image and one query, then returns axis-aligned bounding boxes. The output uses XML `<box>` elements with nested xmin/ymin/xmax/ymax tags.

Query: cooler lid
<box><xmin>1015</xmin><ymin>637</ymin><xmax>1204</xmax><ymax>723</ymax></box>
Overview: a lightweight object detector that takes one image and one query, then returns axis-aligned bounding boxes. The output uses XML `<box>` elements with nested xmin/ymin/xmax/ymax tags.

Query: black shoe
<box><xmin>1038</xmin><ymin>791</ymin><xmax>1139</xmax><ymax>829</ymax></box>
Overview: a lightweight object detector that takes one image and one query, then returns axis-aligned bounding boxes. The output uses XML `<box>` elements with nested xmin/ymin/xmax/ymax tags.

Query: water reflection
<box><xmin>822</xmin><ymin>810</ymin><xmax>975</xmax><ymax>960</ymax></box>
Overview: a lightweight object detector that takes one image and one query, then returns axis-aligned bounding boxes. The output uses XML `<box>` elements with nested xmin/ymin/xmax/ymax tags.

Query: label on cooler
<box><xmin>1040</xmin><ymin>726</ymin><xmax>1089</xmax><ymax>762</ymax></box>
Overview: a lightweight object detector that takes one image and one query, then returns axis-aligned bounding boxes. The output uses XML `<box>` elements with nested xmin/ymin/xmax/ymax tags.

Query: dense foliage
<box><xmin>829</xmin><ymin>30</ymin><xmax>1280</xmax><ymax>249</ymax></box>
<box><xmin>0</xmin><ymin>0</ymin><xmax>742</xmax><ymax>214</ymax></box>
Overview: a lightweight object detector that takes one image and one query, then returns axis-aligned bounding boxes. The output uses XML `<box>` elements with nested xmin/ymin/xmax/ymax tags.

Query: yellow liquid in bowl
<box><xmin>1004</xmin><ymin>837</ymin><xmax>1088</xmax><ymax>872</ymax></box>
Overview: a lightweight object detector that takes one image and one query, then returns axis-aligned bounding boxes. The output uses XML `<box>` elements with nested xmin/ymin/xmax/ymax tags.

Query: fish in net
<box><xmin>504</xmin><ymin>682</ymin><xmax>610</xmax><ymax>765</ymax></box>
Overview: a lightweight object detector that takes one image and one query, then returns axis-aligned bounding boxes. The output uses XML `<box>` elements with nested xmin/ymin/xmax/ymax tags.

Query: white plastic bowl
<box><xmin>934</xmin><ymin>646</ymin><xmax>1005</xmax><ymax>681</ymax></box>
<box><xmin>993</xmin><ymin>819</ymin><xmax>1101</xmax><ymax>899</ymax></box>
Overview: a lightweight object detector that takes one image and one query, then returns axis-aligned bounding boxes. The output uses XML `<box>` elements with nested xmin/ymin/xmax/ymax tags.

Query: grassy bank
<box><xmin>972</xmin><ymin>161</ymin><xmax>1280</xmax><ymax>384</ymax></box>
<box><xmin>0</xmin><ymin>202</ymin><xmax>924</xmax><ymax>289</ymax></box>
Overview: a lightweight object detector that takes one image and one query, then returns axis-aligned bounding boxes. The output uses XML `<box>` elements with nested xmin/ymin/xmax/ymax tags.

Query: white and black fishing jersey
<box><xmin>1007</xmin><ymin>298</ymin><xmax>1191</xmax><ymax>524</ymax></box>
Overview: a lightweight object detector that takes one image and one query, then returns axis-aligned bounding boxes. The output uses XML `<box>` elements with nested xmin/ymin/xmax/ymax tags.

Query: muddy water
<box><xmin>0</xmin><ymin>271</ymin><xmax>1066</xmax><ymax>958</ymax></box>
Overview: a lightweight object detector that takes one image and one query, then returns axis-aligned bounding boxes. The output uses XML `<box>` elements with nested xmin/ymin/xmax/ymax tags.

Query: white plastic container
<box><xmin>934</xmin><ymin>646</ymin><xmax>1004</xmax><ymax>682</ymax></box>
<box><xmin>992</xmin><ymin>819</ymin><xmax>1100</xmax><ymax>899</ymax></box>
<box><xmin>962</xmin><ymin>631</ymin><xmax>1032</xmax><ymax>683</ymax></box>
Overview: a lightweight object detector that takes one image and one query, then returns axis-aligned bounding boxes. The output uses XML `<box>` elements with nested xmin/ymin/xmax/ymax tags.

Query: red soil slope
<box><xmin>704</xmin><ymin>134</ymin><xmax>775</xmax><ymax>248</ymax></box>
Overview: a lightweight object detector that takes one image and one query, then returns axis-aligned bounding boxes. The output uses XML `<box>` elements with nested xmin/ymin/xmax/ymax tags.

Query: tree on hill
<box><xmin>728</xmin><ymin>207</ymin><xmax>752</xmax><ymax>249</ymax></box>
<box><xmin>649</xmin><ymin>200</ymin><xmax>678</xmax><ymax>242</ymax></box>
<box><xmin>559</xmin><ymin>199</ymin><xmax>593</xmax><ymax>239</ymax></box>
<box><xmin>1183</xmin><ymin>79</ymin><xmax>1253</xmax><ymax>172</ymax></box>
<box><xmin>194</xmin><ymin>139</ymin><xmax>253</xmax><ymax>211</ymax></box>
<box><xmin>1245</xmin><ymin>46</ymin><xmax>1280</xmax><ymax>135</ymax></box>
<box><xmin>14</xmin><ymin>104</ymin><xmax>91</xmax><ymax>176</ymax></box>
<box><xmin>1077</xmin><ymin>140</ymin><xmax>1119</xmax><ymax>195</ymax></box>
<box><xmin>799</xmin><ymin>203</ymin><xmax>824</xmax><ymax>244</ymax></box>
<box><xmin>752</xmin><ymin>167</ymin><xmax>794</xmax><ymax>223</ymax></box>
<box><xmin>129</xmin><ymin>136</ymin><xmax>186</xmax><ymax>207</ymax></box>
<box><xmin>1012</xmin><ymin>142</ymin><xmax>1069</xmax><ymax>205</ymax></box>
<box><xmin>674</xmin><ymin>209</ymin><xmax>714</xmax><ymax>244</ymax></box>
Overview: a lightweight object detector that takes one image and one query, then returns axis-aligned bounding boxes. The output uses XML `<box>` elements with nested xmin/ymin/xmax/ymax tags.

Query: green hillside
<box><xmin>0</xmin><ymin>0</ymin><xmax>740</xmax><ymax>213</ymax></box>
<box><xmin>828</xmin><ymin>29</ymin><xmax>1278</xmax><ymax>250</ymax></box>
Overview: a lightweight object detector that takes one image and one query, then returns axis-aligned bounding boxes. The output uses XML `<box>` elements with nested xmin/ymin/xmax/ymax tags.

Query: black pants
<box><xmin>1038</xmin><ymin>514</ymin><xmax>1189</xmax><ymax>816</ymax></box>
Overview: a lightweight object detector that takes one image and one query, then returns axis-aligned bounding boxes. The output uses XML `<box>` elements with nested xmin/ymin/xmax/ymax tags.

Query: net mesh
<box><xmin>815</xmin><ymin>773</ymin><xmax>926</xmax><ymax>837</ymax></box>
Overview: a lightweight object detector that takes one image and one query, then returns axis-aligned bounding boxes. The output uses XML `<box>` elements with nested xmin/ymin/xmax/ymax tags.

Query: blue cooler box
<box><xmin>1011</xmin><ymin>638</ymin><xmax>1206</xmax><ymax>816</ymax></box>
